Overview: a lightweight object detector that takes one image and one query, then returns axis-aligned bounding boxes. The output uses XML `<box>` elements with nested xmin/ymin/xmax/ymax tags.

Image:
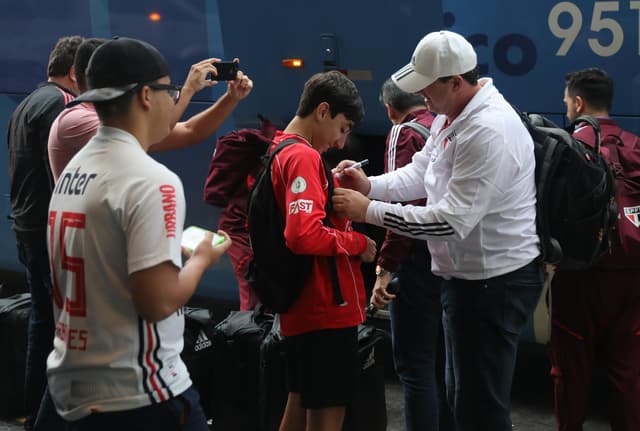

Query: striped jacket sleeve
<box><xmin>366</xmin><ymin>123</ymin><xmax>509</xmax><ymax>241</ymax></box>
<box><xmin>377</xmin><ymin>123</ymin><xmax>428</xmax><ymax>271</ymax></box>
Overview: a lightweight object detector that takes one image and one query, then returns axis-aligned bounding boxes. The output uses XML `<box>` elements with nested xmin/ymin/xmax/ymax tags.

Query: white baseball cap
<box><xmin>392</xmin><ymin>30</ymin><xmax>477</xmax><ymax>93</ymax></box>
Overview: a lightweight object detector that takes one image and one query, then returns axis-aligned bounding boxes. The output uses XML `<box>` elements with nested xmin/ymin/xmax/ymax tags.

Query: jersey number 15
<box><xmin>48</xmin><ymin>210</ymin><xmax>87</xmax><ymax>317</ymax></box>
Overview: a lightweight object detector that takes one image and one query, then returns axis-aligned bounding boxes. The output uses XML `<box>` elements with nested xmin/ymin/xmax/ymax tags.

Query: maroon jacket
<box><xmin>377</xmin><ymin>109</ymin><xmax>435</xmax><ymax>272</ymax></box>
<box><xmin>203</xmin><ymin>120</ymin><xmax>276</xmax><ymax>235</ymax></box>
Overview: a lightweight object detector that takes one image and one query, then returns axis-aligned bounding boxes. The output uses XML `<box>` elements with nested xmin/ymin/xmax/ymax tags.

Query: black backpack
<box><xmin>516</xmin><ymin>110</ymin><xmax>617</xmax><ymax>270</ymax></box>
<box><xmin>245</xmin><ymin>139</ymin><xmax>343</xmax><ymax>313</ymax></box>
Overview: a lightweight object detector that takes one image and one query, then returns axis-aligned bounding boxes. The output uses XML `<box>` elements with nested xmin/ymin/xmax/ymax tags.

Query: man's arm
<box><xmin>130</xmin><ymin>231</ymin><xmax>231</xmax><ymax>322</ymax></box>
<box><xmin>334</xmin><ymin>139</ymin><xmax>432</xmax><ymax>202</ymax></box>
<box><xmin>335</xmin><ymin>126</ymin><xmax>510</xmax><ymax>241</ymax></box>
<box><xmin>150</xmin><ymin>67</ymin><xmax>254</xmax><ymax>152</ymax></box>
<box><xmin>168</xmin><ymin>58</ymin><xmax>218</xmax><ymax>127</ymax></box>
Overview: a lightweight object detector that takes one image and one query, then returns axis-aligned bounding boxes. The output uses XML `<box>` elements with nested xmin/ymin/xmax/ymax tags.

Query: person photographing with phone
<box><xmin>48</xmin><ymin>44</ymin><xmax>253</xmax><ymax>181</ymax></box>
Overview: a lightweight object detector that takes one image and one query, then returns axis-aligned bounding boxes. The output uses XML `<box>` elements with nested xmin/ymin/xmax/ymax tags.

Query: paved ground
<box><xmin>0</xmin><ymin>283</ymin><xmax>611</xmax><ymax>431</ymax></box>
<box><xmin>0</xmin><ymin>352</ymin><xmax>611</xmax><ymax>431</ymax></box>
<box><xmin>381</xmin><ymin>343</ymin><xmax>610</xmax><ymax>431</ymax></box>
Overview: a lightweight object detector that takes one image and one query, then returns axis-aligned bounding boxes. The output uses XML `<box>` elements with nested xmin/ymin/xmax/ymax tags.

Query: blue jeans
<box><xmin>16</xmin><ymin>234</ymin><xmax>57</xmax><ymax>430</ymax></box>
<box><xmin>441</xmin><ymin>258</ymin><xmax>543</xmax><ymax>431</ymax></box>
<box><xmin>66</xmin><ymin>386</ymin><xmax>209</xmax><ymax>431</ymax></box>
<box><xmin>389</xmin><ymin>245</ymin><xmax>452</xmax><ymax>431</ymax></box>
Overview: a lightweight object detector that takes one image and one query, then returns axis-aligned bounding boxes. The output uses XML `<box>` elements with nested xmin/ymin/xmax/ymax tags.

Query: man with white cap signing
<box><xmin>332</xmin><ymin>30</ymin><xmax>543</xmax><ymax>431</ymax></box>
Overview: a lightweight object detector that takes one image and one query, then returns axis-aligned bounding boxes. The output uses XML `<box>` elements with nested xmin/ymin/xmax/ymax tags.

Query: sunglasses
<box><xmin>146</xmin><ymin>82</ymin><xmax>182</xmax><ymax>104</ymax></box>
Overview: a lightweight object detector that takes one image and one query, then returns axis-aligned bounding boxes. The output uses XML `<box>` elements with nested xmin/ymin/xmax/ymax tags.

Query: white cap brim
<box><xmin>391</xmin><ymin>63</ymin><xmax>436</xmax><ymax>94</ymax></box>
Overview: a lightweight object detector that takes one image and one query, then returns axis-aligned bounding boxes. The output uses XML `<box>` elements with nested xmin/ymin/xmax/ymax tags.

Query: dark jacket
<box><xmin>8</xmin><ymin>82</ymin><xmax>75</xmax><ymax>236</ymax></box>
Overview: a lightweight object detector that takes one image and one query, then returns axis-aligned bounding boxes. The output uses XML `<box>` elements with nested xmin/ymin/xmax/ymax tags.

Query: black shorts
<box><xmin>284</xmin><ymin>326</ymin><xmax>359</xmax><ymax>409</ymax></box>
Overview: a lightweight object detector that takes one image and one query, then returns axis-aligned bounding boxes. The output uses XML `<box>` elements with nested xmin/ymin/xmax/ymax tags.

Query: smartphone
<box><xmin>211</xmin><ymin>61</ymin><xmax>238</xmax><ymax>81</ymax></box>
<box><xmin>181</xmin><ymin>226</ymin><xmax>225</xmax><ymax>252</ymax></box>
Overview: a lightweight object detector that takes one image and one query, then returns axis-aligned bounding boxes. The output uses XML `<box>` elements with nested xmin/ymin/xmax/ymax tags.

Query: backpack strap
<box><xmin>602</xmin><ymin>128</ymin><xmax>640</xmax><ymax>172</ymax></box>
<box><xmin>602</xmin><ymin>131</ymin><xmax>624</xmax><ymax>168</ymax></box>
<box><xmin>268</xmin><ymin>138</ymin><xmax>345</xmax><ymax>307</ymax></box>
<box><xmin>400</xmin><ymin>121</ymin><xmax>431</xmax><ymax>140</ymax></box>
<box><xmin>320</xmin><ymin>159</ymin><xmax>346</xmax><ymax>306</ymax></box>
<box><xmin>266</xmin><ymin>138</ymin><xmax>335</xmax><ymax>218</ymax></box>
<box><xmin>265</xmin><ymin>138</ymin><xmax>300</xmax><ymax>164</ymax></box>
<box><xmin>574</xmin><ymin>115</ymin><xmax>602</xmax><ymax>153</ymax></box>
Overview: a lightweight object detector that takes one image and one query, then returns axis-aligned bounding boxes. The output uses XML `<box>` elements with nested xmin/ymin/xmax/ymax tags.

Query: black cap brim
<box><xmin>66</xmin><ymin>83</ymin><xmax>138</xmax><ymax>108</ymax></box>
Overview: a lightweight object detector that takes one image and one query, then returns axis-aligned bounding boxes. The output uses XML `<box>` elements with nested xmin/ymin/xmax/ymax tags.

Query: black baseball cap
<box><xmin>68</xmin><ymin>37</ymin><xmax>170</xmax><ymax>107</ymax></box>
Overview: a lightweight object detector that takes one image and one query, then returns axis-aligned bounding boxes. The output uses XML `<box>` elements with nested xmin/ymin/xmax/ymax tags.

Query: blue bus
<box><xmin>1</xmin><ymin>0</ymin><xmax>638</xmax><ymax>343</ymax></box>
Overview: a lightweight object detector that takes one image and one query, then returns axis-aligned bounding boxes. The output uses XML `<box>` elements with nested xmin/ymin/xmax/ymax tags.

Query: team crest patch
<box><xmin>289</xmin><ymin>199</ymin><xmax>313</xmax><ymax>214</ymax></box>
<box><xmin>291</xmin><ymin>176</ymin><xmax>307</xmax><ymax>194</ymax></box>
<box><xmin>624</xmin><ymin>206</ymin><xmax>640</xmax><ymax>227</ymax></box>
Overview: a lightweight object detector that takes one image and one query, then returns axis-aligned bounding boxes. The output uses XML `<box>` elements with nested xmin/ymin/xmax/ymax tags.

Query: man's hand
<box><xmin>181</xmin><ymin>58</ymin><xmax>219</xmax><ymax>95</ymax></box>
<box><xmin>370</xmin><ymin>272</ymin><xmax>395</xmax><ymax>308</ymax></box>
<box><xmin>332</xmin><ymin>188</ymin><xmax>371</xmax><ymax>222</ymax></box>
<box><xmin>180</xmin><ymin>58</ymin><xmax>253</xmax><ymax>101</ymax></box>
<box><xmin>225</xmin><ymin>59</ymin><xmax>253</xmax><ymax>101</ymax></box>
<box><xmin>333</xmin><ymin>160</ymin><xmax>371</xmax><ymax>194</ymax></box>
<box><xmin>360</xmin><ymin>235</ymin><xmax>377</xmax><ymax>263</ymax></box>
<box><xmin>182</xmin><ymin>229</ymin><xmax>232</xmax><ymax>268</ymax></box>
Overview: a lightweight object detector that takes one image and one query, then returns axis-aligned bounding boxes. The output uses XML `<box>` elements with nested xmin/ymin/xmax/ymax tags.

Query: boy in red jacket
<box><xmin>273</xmin><ymin>70</ymin><xmax>376</xmax><ymax>431</ymax></box>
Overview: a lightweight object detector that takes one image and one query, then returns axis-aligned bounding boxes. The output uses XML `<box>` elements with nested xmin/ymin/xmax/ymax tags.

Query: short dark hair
<box><xmin>93</xmin><ymin>91</ymin><xmax>136</xmax><ymax>120</ymax></box>
<box><xmin>296</xmin><ymin>70</ymin><xmax>364</xmax><ymax>125</ymax></box>
<box><xmin>74</xmin><ymin>38</ymin><xmax>107</xmax><ymax>93</ymax></box>
<box><xmin>379</xmin><ymin>78</ymin><xmax>426</xmax><ymax>112</ymax></box>
<box><xmin>48</xmin><ymin>36</ymin><xmax>84</xmax><ymax>77</ymax></box>
<box><xmin>565</xmin><ymin>67</ymin><xmax>613</xmax><ymax>112</ymax></box>
<box><xmin>438</xmin><ymin>65</ymin><xmax>480</xmax><ymax>86</ymax></box>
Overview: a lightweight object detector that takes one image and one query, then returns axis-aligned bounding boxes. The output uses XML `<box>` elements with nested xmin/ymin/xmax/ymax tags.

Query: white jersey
<box><xmin>46</xmin><ymin>126</ymin><xmax>190</xmax><ymax>420</ymax></box>
<box><xmin>367</xmin><ymin>78</ymin><xmax>539</xmax><ymax>280</ymax></box>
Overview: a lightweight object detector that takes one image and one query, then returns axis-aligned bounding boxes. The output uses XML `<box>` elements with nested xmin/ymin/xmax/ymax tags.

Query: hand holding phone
<box><xmin>211</xmin><ymin>61</ymin><xmax>238</xmax><ymax>81</ymax></box>
<box><xmin>181</xmin><ymin>226</ymin><xmax>226</xmax><ymax>253</ymax></box>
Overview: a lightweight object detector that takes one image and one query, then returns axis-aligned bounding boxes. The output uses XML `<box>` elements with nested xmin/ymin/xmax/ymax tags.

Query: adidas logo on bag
<box><xmin>194</xmin><ymin>330</ymin><xmax>212</xmax><ymax>351</ymax></box>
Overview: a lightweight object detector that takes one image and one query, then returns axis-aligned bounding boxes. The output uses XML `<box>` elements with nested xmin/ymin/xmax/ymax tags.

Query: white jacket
<box><xmin>366</xmin><ymin>78</ymin><xmax>539</xmax><ymax>280</ymax></box>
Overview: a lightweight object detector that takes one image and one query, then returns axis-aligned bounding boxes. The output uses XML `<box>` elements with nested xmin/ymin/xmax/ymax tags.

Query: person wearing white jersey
<box><xmin>45</xmin><ymin>37</ymin><xmax>231</xmax><ymax>431</ymax></box>
<box><xmin>333</xmin><ymin>30</ymin><xmax>543</xmax><ymax>431</ymax></box>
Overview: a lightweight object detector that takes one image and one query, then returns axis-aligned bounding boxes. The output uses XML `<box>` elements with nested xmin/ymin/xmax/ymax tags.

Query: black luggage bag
<box><xmin>181</xmin><ymin>306</ymin><xmax>223</xmax><ymax>421</ymax></box>
<box><xmin>0</xmin><ymin>293</ymin><xmax>31</xmax><ymax>418</ymax></box>
<box><xmin>258</xmin><ymin>315</ymin><xmax>288</xmax><ymax>431</ymax></box>
<box><xmin>209</xmin><ymin>307</ymin><xmax>274</xmax><ymax>431</ymax></box>
<box><xmin>343</xmin><ymin>324</ymin><xmax>389</xmax><ymax>431</ymax></box>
